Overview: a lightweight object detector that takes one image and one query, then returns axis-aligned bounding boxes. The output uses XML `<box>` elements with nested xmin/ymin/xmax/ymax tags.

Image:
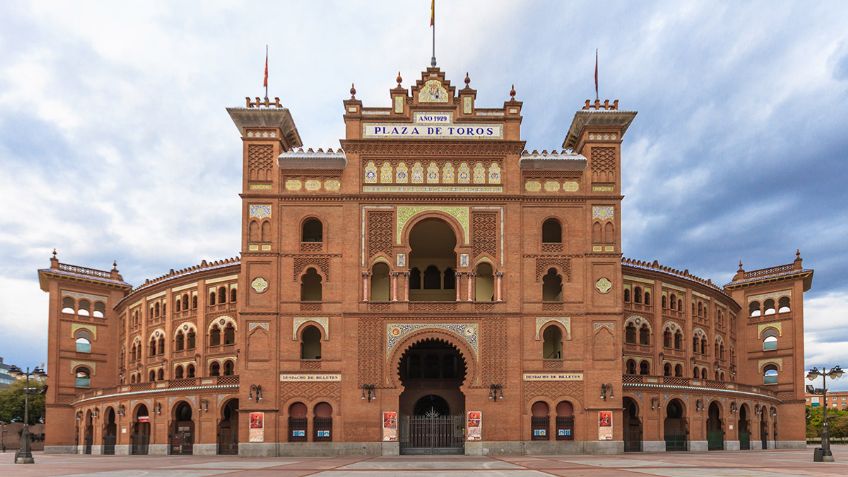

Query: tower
<box><xmin>38</xmin><ymin>252</ymin><xmax>131</xmax><ymax>452</ymax></box>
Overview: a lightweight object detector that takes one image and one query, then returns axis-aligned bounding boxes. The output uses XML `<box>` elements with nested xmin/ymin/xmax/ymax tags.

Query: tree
<box><xmin>0</xmin><ymin>379</ymin><xmax>46</xmax><ymax>425</ymax></box>
<box><xmin>806</xmin><ymin>406</ymin><xmax>848</xmax><ymax>438</ymax></box>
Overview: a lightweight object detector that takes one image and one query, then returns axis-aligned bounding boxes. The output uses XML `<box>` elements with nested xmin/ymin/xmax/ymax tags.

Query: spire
<box><xmin>430</xmin><ymin>0</ymin><xmax>437</xmax><ymax>67</ymax></box>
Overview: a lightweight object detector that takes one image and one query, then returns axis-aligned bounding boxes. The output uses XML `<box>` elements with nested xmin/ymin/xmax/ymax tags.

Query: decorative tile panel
<box><xmin>386</xmin><ymin>323</ymin><xmax>479</xmax><ymax>358</ymax></box>
<box><xmin>249</xmin><ymin>204</ymin><xmax>271</xmax><ymax>219</ymax></box>
<box><xmin>592</xmin><ymin>206</ymin><xmax>615</xmax><ymax>221</ymax></box>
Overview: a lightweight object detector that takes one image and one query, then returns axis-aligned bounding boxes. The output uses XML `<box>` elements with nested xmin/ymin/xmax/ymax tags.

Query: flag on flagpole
<box><xmin>263</xmin><ymin>45</ymin><xmax>269</xmax><ymax>89</ymax></box>
<box><xmin>430</xmin><ymin>0</ymin><xmax>435</xmax><ymax>27</ymax></box>
<box><xmin>594</xmin><ymin>49</ymin><xmax>599</xmax><ymax>101</ymax></box>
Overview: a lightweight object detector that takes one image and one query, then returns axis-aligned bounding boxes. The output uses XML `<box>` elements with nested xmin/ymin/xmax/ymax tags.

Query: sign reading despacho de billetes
<box><xmin>522</xmin><ymin>373</ymin><xmax>584</xmax><ymax>381</ymax></box>
<box><xmin>280</xmin><ymin>373</ymin><xmax>341</xmax><ymax>382</ymax></box>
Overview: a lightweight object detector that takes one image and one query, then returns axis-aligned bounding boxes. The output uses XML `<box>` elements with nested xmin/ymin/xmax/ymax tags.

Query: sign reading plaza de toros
<box><xmin>363</xmin><ymin>112</ymin><xmax>503</xmax><ymax>139</ymax></box>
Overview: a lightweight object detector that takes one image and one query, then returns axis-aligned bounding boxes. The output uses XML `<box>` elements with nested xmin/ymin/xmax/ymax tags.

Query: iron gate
<box><xmin>399</xmin><ymin>415</ymin><xmax>464</xmax><ymax>454</ymax></box>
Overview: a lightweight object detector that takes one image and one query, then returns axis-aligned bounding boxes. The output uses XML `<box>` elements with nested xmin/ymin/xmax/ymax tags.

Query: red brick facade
<box><xmin>37</xmin><ymin>67</ymin><xmax>812</xmax><ymax>456</ymax></box>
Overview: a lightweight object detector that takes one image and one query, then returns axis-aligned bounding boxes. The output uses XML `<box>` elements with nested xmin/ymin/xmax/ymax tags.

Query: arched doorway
<box><xmin>217</xmin><ymin>399</ymin><xmax>239</xmax><ymax>455</ymax></box>
<box><xmin>623</xmin><ymin>397</ymin><xmax>643</xmax><ymax>452</ymax></box>
<box><xmin>664</xmin><ymin>399</ymin><xmax>688</xmax><ymax>451</ymax></box>
<box><xmin>707</xmin><ymin>402</ymin><xmax>724</xmax><ymax>450</ymax></box>
<box><xmin>408</xmin><ymin>218</ymin><xmax>457</xmax><ymax>302</ymax></box>
<box><xmin>83</xmin><ymin>410</ymin><xmax>94</xmax><ymax>454</ymax></box>
<box><xmin>102</xmin><ymin>407</ymin><xmax>117</xmax><ymax>455</ymax></box>
<box><xmin>397</xmin><ymin>338</ymin><xmax>466</xmax><ymax>454</ymax></box>
<box><xmin>131</xmin><ymin>405</ymin><xmax>150</xmax><ymax>455</ymax></box>
<box><xmin>170</xmin><ymin>401</ymin><xmax>194</xmax><ymax>455</ymax></box>
<box><xmin>738</xmin><ymin>404</ymin><xmax>751</xmax><ymax>450</ymax></box>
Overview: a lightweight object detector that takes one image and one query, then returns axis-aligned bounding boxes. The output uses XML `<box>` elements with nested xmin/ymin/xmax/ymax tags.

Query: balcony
<box><xmin>623</xmin><ymin>374</ymin><xmax>777</xmax><ymax>399</ymax></box>
<box><xmin>73</xmin><ymin>375</ymin><xmax>240</xmax><ymax>403</ymax></box>
<box><xmin>358</xmin><ymin>301</ymin><xmax>506</xmax><ymax>313</ymax></box>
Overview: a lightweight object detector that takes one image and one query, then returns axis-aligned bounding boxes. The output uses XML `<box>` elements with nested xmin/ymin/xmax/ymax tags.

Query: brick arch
<box><xmin>387</xmin><ymin>330</ymin><xmax>478</xmax><ymax>389</ymax></box>
<box><xmin>399</xmin><ymin>211</ymin><xmax>467</xmax><ymax>249</ymax></box>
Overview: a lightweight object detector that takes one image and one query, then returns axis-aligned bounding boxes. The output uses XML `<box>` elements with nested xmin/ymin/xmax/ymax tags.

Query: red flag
<box><xmin>430</xmin><ymin>0</ymin><xmax>435</xmax><ymax>27</ymax></box>
<box><xmin>594</xmin><ymin>49</ymin><xmax>599</xmax><ymax>100</ymax></box>
<box><xmin>263</xmin><ymin>46</ymin><xmax>269</xmax><ymax>88</ymax></box>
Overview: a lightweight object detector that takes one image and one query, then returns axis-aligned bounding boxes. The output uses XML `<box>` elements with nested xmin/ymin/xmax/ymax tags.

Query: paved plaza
<box><xmin>1</xmin><ymin>448</ymin><xmax>847</xmax><ymax>477</ymax></box>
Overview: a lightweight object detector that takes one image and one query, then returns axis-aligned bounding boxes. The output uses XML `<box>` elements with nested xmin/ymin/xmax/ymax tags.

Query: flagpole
<box><xmin>431</xmin><ymin>0</ymin><xmax>436</xmax><ymax>67</ymax></box>
<box><xmin>265</xmin><ymin>44</ymin><xmax>269</xmax><ymax>100</ymax></box>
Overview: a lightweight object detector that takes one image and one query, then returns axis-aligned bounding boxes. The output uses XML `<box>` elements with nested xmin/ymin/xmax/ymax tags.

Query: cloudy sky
<box><xmin>1</xmin><ymin>1</ymin><xmax>846</xmax><ymax>389</ymax></box>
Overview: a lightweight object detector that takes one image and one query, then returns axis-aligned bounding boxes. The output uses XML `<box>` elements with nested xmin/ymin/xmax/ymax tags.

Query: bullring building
<box><xmin>38</xmin><ymin>65</ymin><xmax>813</xmax><ymax>456</ymax></box>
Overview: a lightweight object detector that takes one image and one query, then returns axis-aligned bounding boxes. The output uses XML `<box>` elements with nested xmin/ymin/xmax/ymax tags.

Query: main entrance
<box><xmin>169</xmin><ymin>401</ymin><xmax>194</xmax><ymax>455</ymax></box>
<box><xmin>398</xmin><ymin>338</ymin><xmax>466</xmax><ymax>455</ymax></box>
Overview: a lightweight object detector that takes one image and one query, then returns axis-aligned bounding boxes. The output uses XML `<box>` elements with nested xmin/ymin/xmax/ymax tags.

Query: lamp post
<box><xmin>807</xmin><ymin>365</ymin><xmax>844</xmax><ymax>463</ymax></box>
<box><xmin>8</xmin><ymin>365</ymin><xmax>47</xmax><ymax>464</ymax></box>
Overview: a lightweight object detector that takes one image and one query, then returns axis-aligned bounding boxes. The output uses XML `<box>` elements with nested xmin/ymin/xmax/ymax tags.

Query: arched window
<box><xmin>288</xmin><ymin>402</ymin><xmax>308</xmax><ymax>442</ymax></box>
<box><xmin>443</xmin><ymin>267</ymin><xmax>456</xmax><ymax>290</ymax></box>
<box><xmin>719</xmin><ymin>343</ymin><xmax>725</xmax><ymax>360</ymax></box>
<box><xmin>149</xmin><ymin>338</ymin><xmax>157</xmax><ymax>356</ymax></box>
<box><xmin>634</xmin><ymin>287</ymin><xmax>642</xmax><ymax>304</ymax></box>
<box><xmin>624</xmin><ymin>288</ymin><xmax>631</xmax><ymax>303</ymax></box>
<box><xmin>697</xmin><ymin>302</ymin><xmax>703</xmax><ymax>316</ymax></box>
<box><xmin>778</xmin><ymin>297</ymin><xmax>790</xmax><ymax>313</ymax></box>
<box><xmin>218</xmin><ymin>286</ymin><xmax>227</xmax><ymax>304</ymax></box>
<box><xmin>62</xmin><ymin>297</ymin><xmax>75</xmax><ymax>314</ymax></box>
<box><xmin>75</xmin><ymin>330</ymin><xmax>92</xmax><ymax>353</ymax></box>
<box><xmin>175</xmin><ymin>298</ymin><xmax>181</xmax><ymax>312</ymax></box>
<box><xmin>210</xmin><ymin>326</ymin><xmax>221</xmax><ymax>347</ymax></box>
<box><xmin>644</xmin><ymin>291</ymin><xmax>651</xmax><ymax>305</ymax></box>
<box><xmin>592</xmin><ymin>222</ymin><xmax>602</xmax><ymax>243</ymax></box>
<box><xmin>692</xmin><ymin>336</ymin><xmax>699</xmax><ymax>354</ymax></box>
<box><xmin>75</xmin><ymin>367</ymin><xmax>91</xmax><ymax>388</ymax></box>
<box><xmin>261</xmin><ymin>221</ymin><xmax>271</xmax><ymax>242</ymax></box>
<box><xmin>663</xmin><ymin>329</ymin><xmax>673</xmax><ymax>348</ymax></box>
<box><xmin>693</xmin><ymin>366</ymin><xmax>699</xmax><ymax>378</ymax></box>
<box><xmin>625</xmin><ymin>323</ymin><xmax>637</xmax><ymax>344</ymax></box>
<box><xmin>301</xmin><ymin>325</ymin><xmax>322</xmax><ymax>360</ymax></box>
<box><xmin>223</xmin><ymin>323</ymin><xmax>236</xmax><ymax>345</ymax></box>
<box><xmin>749</xmin><ymin>301</ymin><xmax>761</xmax><ymax>317</ymax></box>
<box><xmin>531</xmin><ymin>401</ymin><xmax>550</xmax><ymax>440</ymax></box>
<box><xmin>542</xmin><ymin>218</ymin><xmax>562</xmax><ymax>244</ymax></box>
<box><xmin>556</xmin><ymin>401</ymin><xmax>575</xmax><ymax>440</ymax></box>
<box><xmin>174</xmin><ymin>365</ymin><xmax>184</xmax><ymax>379</ymax></box>
<box><xmin>763</xmin><ymin>299</ymin><xmax>776</xmax><ymax>316</ymax></box>
<box><xmin>700</xmin><ymin>337</ymin><xmax>707</xmax><ymax>355</ymax></box>
<box><xmin>78</xmin><ymin>299</ymin><xmax>91</xmax><ymax>316</ymax></box>
<box><xmin>370</xmin><ymin>262</ymin><xmax>390</xmax><ymax>301</ymax></box>
<box><xmin>542</xmin><ymin>326</ymin><xmax>563</xmax><ymax>360</ymax></box>
<box><xmin>603</xmin><ymin>222</ymin><xmax>614</xmax><ymax>244</ymax></box>
<box><xmin>175</xmin><ymin>331</ymin><xmax>185</xmax><ymax>351</ymax></box>
<box><xmin>639</xmin><ymin>324</ymin><xmax>650</xmax><ymax>345</ymax></box>
<box><xmin>156</xmin><ymin>336</ymin><xmax>164</xmax><ymax>354</ymax></box>
<box><xmin>313</xmin><ymin>402</ymin><xmax>333</xmax><ymax>442</ymax></box>
<box><xmin>674</xmin><ymin>330</ymin><xmax>683</xmax><ymax>350</ymax></box>
<box><xmin>187</xmin><ymin>329</ymin><xmax>196</xmax><ymax>349</ymax></box>
<box><xmin>249</xmin><ymin>220</ymin><xmax>260</xmax><ymax>242</ymax></box>
<box><xmin>678</xmin><ymin>299</ymin><xmax>683</xmax><ymax>311</ymax></box>
<box><xmin>182</xmin><ymin>294</ymin><xmax>189</xmax><ymax>310</ymax></box>
<box><xmin>423</xmin><ymin>265</ymin><xmax>441</xmax><ymax>289</ymax></box>
<box><xmin>186</xmin><ymin>364</ymin><xmax>195</xmax><ymax>378</ymax></box>
<box><xmin>300</xmin><ymin>267</ymin><xmax>323</xmax><ymax>301</ymax></box>
<box><xmin>674</xmin><ymin>364</ymin><xmax>683</xmax><ymax>377</ymax></box>
<box><xmin>639</xmin><ymin>360</ymin><xmax>650</xmax><ymax>375</ymax></box>
<box><xmin>409</xmin><ymin>267</ymin><xmax>421</xmax><ymax>290</ymax></box>
<box><xmin>157</xmin><ymin>368</ymin><xmax>164</xmax><ymax>381</ymax></box>
<box><xmin>670</xmin><ymin>294</ymin><xmax>677</xmax><ymax>310</ymax></box>
<box><xmin>209</xmin><ymin>362</ymin><xmax>221</xmax><ymax>377</ymax></box>
<box><xmin>662</xmin><ymin>295</ymin><xmax>667</xmax><ymax>308</ymax></box>
<box><xmin>149</xmin><ymin>370</ymin><xmax>156</xmax><ymax>382</ymax></box>
<box><xmin>230</xmin><ymin>288</ymin><xmax>237</xmax><ymax>303</ymax></box>
<box><xmin>223</xmin><ymin>360</ymin><xmax>234</xmax><ymax>376</ymax></box>
<box><xmin>93</xmin><ymin>302</ymin><xmax>106</xmax><ymax>318</ymax></box>
<box><xmin>664</xmin><ymin>362</ymin><xmax>672</xmax><ymax>377</ymax></box>
<box><xmin>191</xmin><ymin>295</ymin><xmax>198</xmax><ymax>309</ymax></box>
<box><xmin>130</xmin><ymin>374</ymin><xmax>136</xmax><ymax>384</ymax></box>
<box><xmin>626</xmin><ymin>359</ymin><xmax>637</xmax><ymax>375</ymax></box>
<box><xmin>542</xmin><ymin>268</ymin><xmax>562</xmax><ymax>301</ymax></box>
<box><xmin>701</xmin><ymin>368</ymin><xmax>708</xmax><ymax>380</ymax></box>
<box><xmin>475</xmin><ymin>263</ymin><xmax>494</xmax><ymax>302</ymax></box>
<box><xmin>154</xmin><ymin>302</ymin><xmax>160</xmax><ymax>317</ymax></box>
<box><xmin>762</xmin><ymin>329</ymin><xmax>778</xmax><ymax>351</ymax></box>
<box><xmin>302</xmin><ymin>218</ymin><xmax>323</xmax><ymax>242</ymax></box>
<box><xmin>209</xmin><ymin>291</ymin><xmax>216</xmax><ymax>306</ymax></box>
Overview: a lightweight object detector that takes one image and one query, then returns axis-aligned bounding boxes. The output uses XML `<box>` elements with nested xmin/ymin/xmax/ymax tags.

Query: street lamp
<box><xmin>8</xmin><ymin>365</ymin><xmax>47</xmax><ymax>464</ymax></box>
<box><xmin>807</xmin><ymin>365</ymin><xmax>844</xmax><ymax>463</ymax></box>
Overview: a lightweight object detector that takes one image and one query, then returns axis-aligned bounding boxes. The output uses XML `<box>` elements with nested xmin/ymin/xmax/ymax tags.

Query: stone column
<box><xmin>390</xmin><ymin>272</ymin><xmax>398</xmax><ymax>302</ymax></box>
<box><xmin>402</xmin><ymin>271</ymin><xmax>410</xmax><ymax>301</ymax></box>
<box><xmin>361</xmin><ymin>271</ymin><xmax>370</xmax><ymax>301</ymax></box>
<box><xmin>495</xmin><ymin>271</ymin><xmax>503</xmax><ymax>301</ymax></box>
<box><xmin>455</xmin><ymin>272</ymin><xmax>462</xmax><ymax>301</ymax></box>
<box><xmin>467</xmin><ymin>272</ymin><xmax>475</xmax><ymax>302</ymax></box>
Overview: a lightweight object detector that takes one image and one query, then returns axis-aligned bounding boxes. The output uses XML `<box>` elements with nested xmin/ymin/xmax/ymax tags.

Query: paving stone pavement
<box><xmin>1</xmin><ymin>448</ymin><xmax>847</xmax><ymax>476</ymax></box>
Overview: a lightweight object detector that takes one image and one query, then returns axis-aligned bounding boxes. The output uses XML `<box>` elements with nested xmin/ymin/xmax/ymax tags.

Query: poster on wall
<box><xmin>467</xmin><ymin>411</ymin><xmax>482</xmax><ymax>441</ymax></box>
<box><xmin>249</xmin><ymin>412</ymin><xmax>265</xmax><ymax>443</ymax></box>
<box><xmin>598</xmin><ymin>410</ymin><xmax>613</xmax><ymax>441</ymax></box>
<box><xmin>382</xmin><ymin>411</ymin><xmax>398</xmax><ymax>441</ymax></box>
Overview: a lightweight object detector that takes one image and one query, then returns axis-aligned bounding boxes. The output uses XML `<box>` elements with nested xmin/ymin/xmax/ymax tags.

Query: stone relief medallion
<box><xmin>595</xmin><ymin>277</ymin><xmax>612</xmax><ymax>294</ymax></box>
<box><xmin>251</xmin><ymin>277</ymin><xmax>269</xmax><ymax>294</ymax></box>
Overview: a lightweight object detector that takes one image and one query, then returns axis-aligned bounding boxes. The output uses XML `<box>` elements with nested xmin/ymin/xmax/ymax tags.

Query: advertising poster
<box><xmin>467</xmin><ymin>410</ymin><xmax>482</xmax><ymax>441</ymax></box>
<box><xmin>382</xmin><ymin>411</ymin><xmax>398</xmax><ymax>441</ymax></box>
<box><xmin>598</xmin><ymin>410</ymin><xmax>613</xmax><ymax>441</ymax></box>
<box><xmin>249</xmin><ymin>411</ymin><xmax>265</xmax><ymax>443</ymax></box>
